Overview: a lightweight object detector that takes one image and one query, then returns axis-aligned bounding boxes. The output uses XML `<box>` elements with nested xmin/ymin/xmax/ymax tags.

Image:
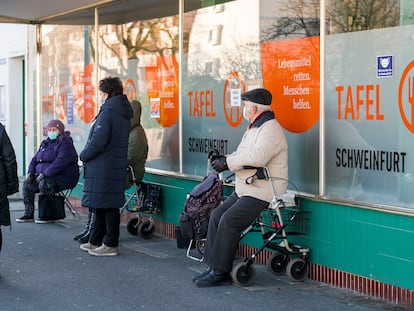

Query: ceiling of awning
<box><xmin>0</xmin><ymin>0</ymin><xmax>205</xmax><ymax>25</ymax></box>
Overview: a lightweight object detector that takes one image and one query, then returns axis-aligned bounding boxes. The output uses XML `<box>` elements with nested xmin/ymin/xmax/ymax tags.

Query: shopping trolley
<box><xmin>120</xmin><ymin>166</ymin><xmax>161</xmax><ymax>239</ymax></box>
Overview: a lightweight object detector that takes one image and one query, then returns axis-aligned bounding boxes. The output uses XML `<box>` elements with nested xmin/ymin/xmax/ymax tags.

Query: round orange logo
<box><xmin>223</xmin><ymin>72</ymin><xmax>245</xmax><ymax>127</ymax></box>
<box><xmin>124</xmin><ymin>79</ymin><xmax>137</xmax><ymax>102</ymax></box>
<box><xmin>398</xmin><ymin>60</ymin><xmax>414</xmax><ymax>133</ymax></box>
<box><xmin>262</xmin><ymin>37</ymin><xmax>320</xmax><ymax>133</ymax></box>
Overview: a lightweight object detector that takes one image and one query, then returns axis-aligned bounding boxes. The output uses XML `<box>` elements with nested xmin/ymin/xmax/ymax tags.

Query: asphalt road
<box><xmin>0</xmin><ymin>199</ymin><xmax>410</xmax><ymax>311</ymax></box>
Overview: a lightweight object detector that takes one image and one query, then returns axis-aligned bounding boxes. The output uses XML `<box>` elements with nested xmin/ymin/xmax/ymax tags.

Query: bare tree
<box><xmin>326</xmin><ymin>0</ymin><xmax>400</xmax><ymax>33</ymax></box>
<box><xmin>89</xmin><ymin>17</ymin><xmax>179</xmax><ymax>80</ymax></box>
<box><xmin>262</xmin><ymin>0</ymin><xmax>320</xmax><ymax>41</ymax></box>
<box><xmin>261</xmin><ymin>0</ymin><xmax>400</xmax><ymax>40</ymax></box>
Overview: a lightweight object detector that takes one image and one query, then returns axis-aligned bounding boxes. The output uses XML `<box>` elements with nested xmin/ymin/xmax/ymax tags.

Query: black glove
<box><xmin>211</xmin><ymin>156</ymin><xmax>228</xmax><ymax>173</ymax></box>
<box><xmin>36</xmin><ymin>173</ymin><xmax>45</xmax><ymax>184</ymax></box>
<box><xmin>208</xmin><ymin>149</ymin><xmax>220</xmax><ymax>161</ymax></box>
<box><xmin>25</xmin><ymin>173</ymin><xmax>35</xmax><ymax>184</ymax></box>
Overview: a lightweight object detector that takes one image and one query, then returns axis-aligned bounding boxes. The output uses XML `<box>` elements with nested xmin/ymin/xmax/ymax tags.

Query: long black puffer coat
<box><xmin>80</xmin><ymin>94</ymin><xmax>133</xmax><ymax>209</ymax></box>
<box><xmin>0</xmin><ymin>123</ymin><xmax>19</xmax><ymax>227</ymax></box>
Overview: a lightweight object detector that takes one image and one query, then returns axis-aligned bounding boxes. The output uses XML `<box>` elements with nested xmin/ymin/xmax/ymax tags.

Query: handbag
<box><xmin>38</xmin><ymin>194</ymin><xmax>66</xmax><ymax>220</ymax></box>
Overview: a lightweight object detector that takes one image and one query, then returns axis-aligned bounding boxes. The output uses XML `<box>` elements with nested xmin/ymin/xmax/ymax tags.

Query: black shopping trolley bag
<box><xmin>179</xmin><ymin>172</ymin><xmax>223</xmax><ymax>240</ymax></box>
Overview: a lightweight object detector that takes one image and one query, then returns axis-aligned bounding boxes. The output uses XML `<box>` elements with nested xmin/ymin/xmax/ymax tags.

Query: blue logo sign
<box><xmin>377</xmin><ymin>55</ymin><xmax>393</xmax><ymax>78</ymax></box>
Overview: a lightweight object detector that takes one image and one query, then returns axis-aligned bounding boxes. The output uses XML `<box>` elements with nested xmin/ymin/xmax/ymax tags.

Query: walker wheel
<box><xmin>286</xmin><ymin>258</ymin><xmax>308</xmax><ymax>282</ymax></box>
<box><xmin>267</xmin><ymin>252</ymin><xmax>289</xmax><ymax>275</ymax></box>
<box><xmin>231</xmin><ymin>262</ymin><xmax>256</xmax><ymax>287</ymax></box>
<box><xmin>126</xmin><ymin>217</ymin><xmax>140</xmax><ymax>236</ymax></box>
<box><xmin>138</xmin><ymin>221</ymin><xmax>155</xmax><ymax>239</ymax></box>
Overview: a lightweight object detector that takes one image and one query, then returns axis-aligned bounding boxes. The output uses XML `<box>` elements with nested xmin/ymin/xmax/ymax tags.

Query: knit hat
<box><xmin>241</xmin><ymin>88</ymin><xmax>272</xmax><ymax>105</ymax></box>
<box><xmin>47</xmin><ymin>119</ymin><xmax>65</xmax><ymax>133</ymax></box>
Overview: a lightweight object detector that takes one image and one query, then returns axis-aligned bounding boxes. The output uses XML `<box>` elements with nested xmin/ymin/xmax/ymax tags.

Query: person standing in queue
<box><xmin>0</xmin><ymin>123</ymin><xmax>19</xmax><ymax>277</ymax></box>
<box><xmin>192</xmin><ymin>88</ymin><xmax>288</xmax><ymax>287</ymax></box>
<box><xmin>125</xmin><ymin>100</ymin><xmax>148</xmax><ymax>189</ymax></box>
<box><xmin>79</xmin><ymin>76</ymin><xmax>132</xmax><ymax>256</ymax></box>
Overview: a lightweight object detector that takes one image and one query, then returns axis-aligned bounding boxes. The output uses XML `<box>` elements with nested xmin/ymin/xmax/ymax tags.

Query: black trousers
<box><xmin>89</xmin><ymin>208</ymin><xmax>120</xmax><ymax>248</ymax></box>
<box><xmin>203</xmin><ymin>192</ymin><xmax>269</xmax><ymax>273</ymax></box>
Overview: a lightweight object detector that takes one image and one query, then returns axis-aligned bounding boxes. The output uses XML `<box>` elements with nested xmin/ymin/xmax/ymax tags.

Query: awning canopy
<box><xmin>0</xmin><ymin>0</ymin><xmax>204</xmax><ymax>25</ymax></box>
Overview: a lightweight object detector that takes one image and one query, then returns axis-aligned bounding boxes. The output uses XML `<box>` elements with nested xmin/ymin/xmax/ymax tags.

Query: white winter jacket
<box><xmin>226</xmin><ymin>114</ymin><xmax>288</xmax><ymax>202</ymax></box>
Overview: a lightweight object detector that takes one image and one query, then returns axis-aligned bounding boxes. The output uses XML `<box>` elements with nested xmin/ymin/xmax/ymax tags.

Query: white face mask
<box><xmin>243</xmin><ymin>105</ymin><xmax>252</xmax><ymax>121</ymax></box>
<box><xmin>99</xmin><ymin>92</ymin><xmax>108</xmax><ymax>105</ymax></box>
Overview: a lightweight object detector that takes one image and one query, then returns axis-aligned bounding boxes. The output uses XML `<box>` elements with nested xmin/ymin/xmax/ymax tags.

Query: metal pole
<box><xmin>35</xmin><ymin>24</ymin><xmax>42</xmax><ymax>147</ymax></box>
<box><xmin>178</xmin><ymin>0</ymin><xmax>184</xmax><ymax>174</ymax></box>
<box><xmin>319</xmin><ymin>0</ymin><xmax>326</xmax><ymax>196</ymax></box>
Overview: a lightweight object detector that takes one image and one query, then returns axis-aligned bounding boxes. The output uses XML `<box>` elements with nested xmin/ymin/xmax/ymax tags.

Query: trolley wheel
<box><xmin>231</xmin><ymin>262</ymin><xmax>256</xmax><ymax>287</ymax></box>
<box><xmin>267</xmin><ymin>252</ymin><xmax>289</xmax><ymax>275</ymax></box>
<box><xmin>195</xmin><ymin>239</ymin><xmax>206</xmax><ymax>255</ymax></box>
<box><xmin>126</xmin><ymin>217</ymin><xmax>140</xmax><ymax>236</ymax></box>
<box><xmin>286</xmin><ymin>258</ymin><xmax>309</xmax><ymax>282</ymax></box>
<box><xmin>138</xmin><ymin>221</ymin><xmax>155</xmax><ymax>239</ymax></box>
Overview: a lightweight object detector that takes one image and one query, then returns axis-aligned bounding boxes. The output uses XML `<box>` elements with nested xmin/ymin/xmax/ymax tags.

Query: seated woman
<box><xmin>16</xmin><ymin>119</ymin><xmax>80</xmax><ymax>223</ymax></box>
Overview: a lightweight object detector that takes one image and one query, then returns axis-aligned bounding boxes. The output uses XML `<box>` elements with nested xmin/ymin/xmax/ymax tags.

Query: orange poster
<box><xmin>145</xmin><ymin>55</ymin><xmax>179</xmax><ymax>128</ymax></box>
<box><xmin>262</xmin><ymin>36</ymin><xmax>320</xmax><ymax>133</ymax></box>
<box><xmin>72</xmin><ymin>64</ymin><xmax>96</xmax><ymax>123</ymax></box>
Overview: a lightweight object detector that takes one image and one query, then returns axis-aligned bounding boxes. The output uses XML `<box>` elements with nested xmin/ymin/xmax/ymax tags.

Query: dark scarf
<box><xmin>248</xmin><ymin>110</ymin><xmax>275</xmax><ymax>129</ymax></box>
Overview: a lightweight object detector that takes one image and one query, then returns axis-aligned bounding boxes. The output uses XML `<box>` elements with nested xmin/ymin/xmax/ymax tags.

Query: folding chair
<box><xmin>59</xmin><ymin>188</ymin><xmax>77</xmax><ymax>217</ymax></box>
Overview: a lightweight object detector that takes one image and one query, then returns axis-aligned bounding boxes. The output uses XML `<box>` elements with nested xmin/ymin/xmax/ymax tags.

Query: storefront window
<box><xmin>97</xmin><ymin>18</ymin><xmax>180</xmax><ymax>172</ymax></box>
<box><xmin>324</xmin><ymin>0</ymin><xmax>414</xmax><ymax>208</ymax></box>
<box><xmin>259</xmin><ymin>0</ymin><xmax>321</xmax><ymax>194</ymax></box>
<box><xmin>41</xmin><ymin>24</ymin><xmax>94</xmax><ymax>152</ymax></box>
<box><xmin>182</xmin><ymin>1</ymin><xmax>262</xmax><ymax>176</ymax></box>
<box><xmin>38</xmin><ymin>0</ymin><xmax>414</xmax><ymax>209</ymax></box>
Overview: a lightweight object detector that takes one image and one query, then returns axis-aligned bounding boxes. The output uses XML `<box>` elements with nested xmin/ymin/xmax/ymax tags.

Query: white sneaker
<box><xmin>80</xmin><ymin>242</ymin><xmax>100</xmax><ymax>252</ymax></box>
<box><xmin>35</xmin><ymin>218</ymin><xmax>54</xmax><ymax>224</ymax></box>
<box><xmin>88</xmin><ymin>244</ymin><xmax>118</xmax><ymax>256</ymax></box>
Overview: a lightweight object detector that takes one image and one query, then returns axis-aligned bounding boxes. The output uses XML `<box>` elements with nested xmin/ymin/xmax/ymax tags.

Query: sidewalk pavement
<box><xmin>0</xmin><ymin>199</ymin><xmax>410</xmax><ymax>311</ymax></box>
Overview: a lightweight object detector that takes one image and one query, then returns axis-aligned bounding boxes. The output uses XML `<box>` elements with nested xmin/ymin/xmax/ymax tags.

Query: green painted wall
<box><xmin>73</xmin><ymin>172</ymin><xmax>414</xmax><ymax>290</ymax></box>
<box><xmin>300</xmin><ymin>199</ymin><xmax>414</xmax><ymax>290</ymax></box>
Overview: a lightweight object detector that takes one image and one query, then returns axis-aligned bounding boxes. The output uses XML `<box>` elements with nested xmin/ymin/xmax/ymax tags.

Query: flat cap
<box><xmin>241</xmin><ymin>88</ymin><xmax>272</xmax><ymax>105</ymax></box>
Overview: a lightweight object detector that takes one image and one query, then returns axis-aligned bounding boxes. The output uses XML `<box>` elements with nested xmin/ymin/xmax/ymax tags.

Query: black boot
<box><xmin>78</xmin><ymin>230</ymin><xmax>90</xmax><ymax>243</ymax></box>
<box><xmin>78</xmin><ymin>210</ymin><xmax>95</xmax><ymax>243</ymax></box>
<box><xmin>73</xmin><ymin>211</ymin><xmax>92</xmax><ymax>241</ymax></box>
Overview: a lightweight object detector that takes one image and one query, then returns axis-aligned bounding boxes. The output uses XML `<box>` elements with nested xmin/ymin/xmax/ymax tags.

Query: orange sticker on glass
<box><xmin>262</xmin><ymin>37</ymin><xmax>320</xmax><ymax>133</ymax></box>
<box><xmin>124</xmin><ymin>78</ymin><xmax>137</xmax><ymax>102</ymax></box>
<box><xmin>72</xmin><ymin>64</ymin><xmax>95</xmax><ymax>123</ymax></box>
<box><xmin>145</xmin><ymin>55</ymin><xmax>179</xmax><ymax>128</ymax></box>
<box><xmin>223</xmin><ymin>72</ymin><xmax>245</xmax><ymax>127</ymax></box>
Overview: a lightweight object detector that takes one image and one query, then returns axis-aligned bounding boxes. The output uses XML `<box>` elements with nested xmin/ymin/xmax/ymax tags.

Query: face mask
<box><xmin>48</xmin><ymin>131</ymin><xmax>59</xmax><ymax>140</ymax></box>
<box><xmin>243</xmin><ymin>106</ymin><xmax>251</xmax><ymax>121</ymax></box>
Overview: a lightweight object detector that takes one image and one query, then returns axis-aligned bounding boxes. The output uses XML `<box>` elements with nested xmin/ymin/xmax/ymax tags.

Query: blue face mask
<box><xmin>48</xmin><ymin>131</ymin><xmax>59</xmax><ymax>140</ymax></box>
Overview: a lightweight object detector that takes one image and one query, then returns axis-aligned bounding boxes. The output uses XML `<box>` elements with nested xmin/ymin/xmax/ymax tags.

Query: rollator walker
<box><xmin>231</xmin><ymin>166</ymin><xmax>310</xmax><ymax>286</ymax></box>
<box><xmin>120</xmin><ymin>166</ymin><xmax>161</xmax><ymax>239</ymax></box>
<box><xmin>186</xmin><ymin>166</ymin><xmax>310</xmax><ymax>287</ymax></box>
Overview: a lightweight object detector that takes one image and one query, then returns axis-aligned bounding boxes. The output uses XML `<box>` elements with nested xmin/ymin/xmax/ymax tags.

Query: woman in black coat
<box><xmin>79</xmin><ymin>76</ymin><xmax>133</xmax><ymax>256</ymax></box>
<box><xmin>0</xmin><ymin>123</ymin><xmax>19</xmax><ymax>263</ymax></box>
